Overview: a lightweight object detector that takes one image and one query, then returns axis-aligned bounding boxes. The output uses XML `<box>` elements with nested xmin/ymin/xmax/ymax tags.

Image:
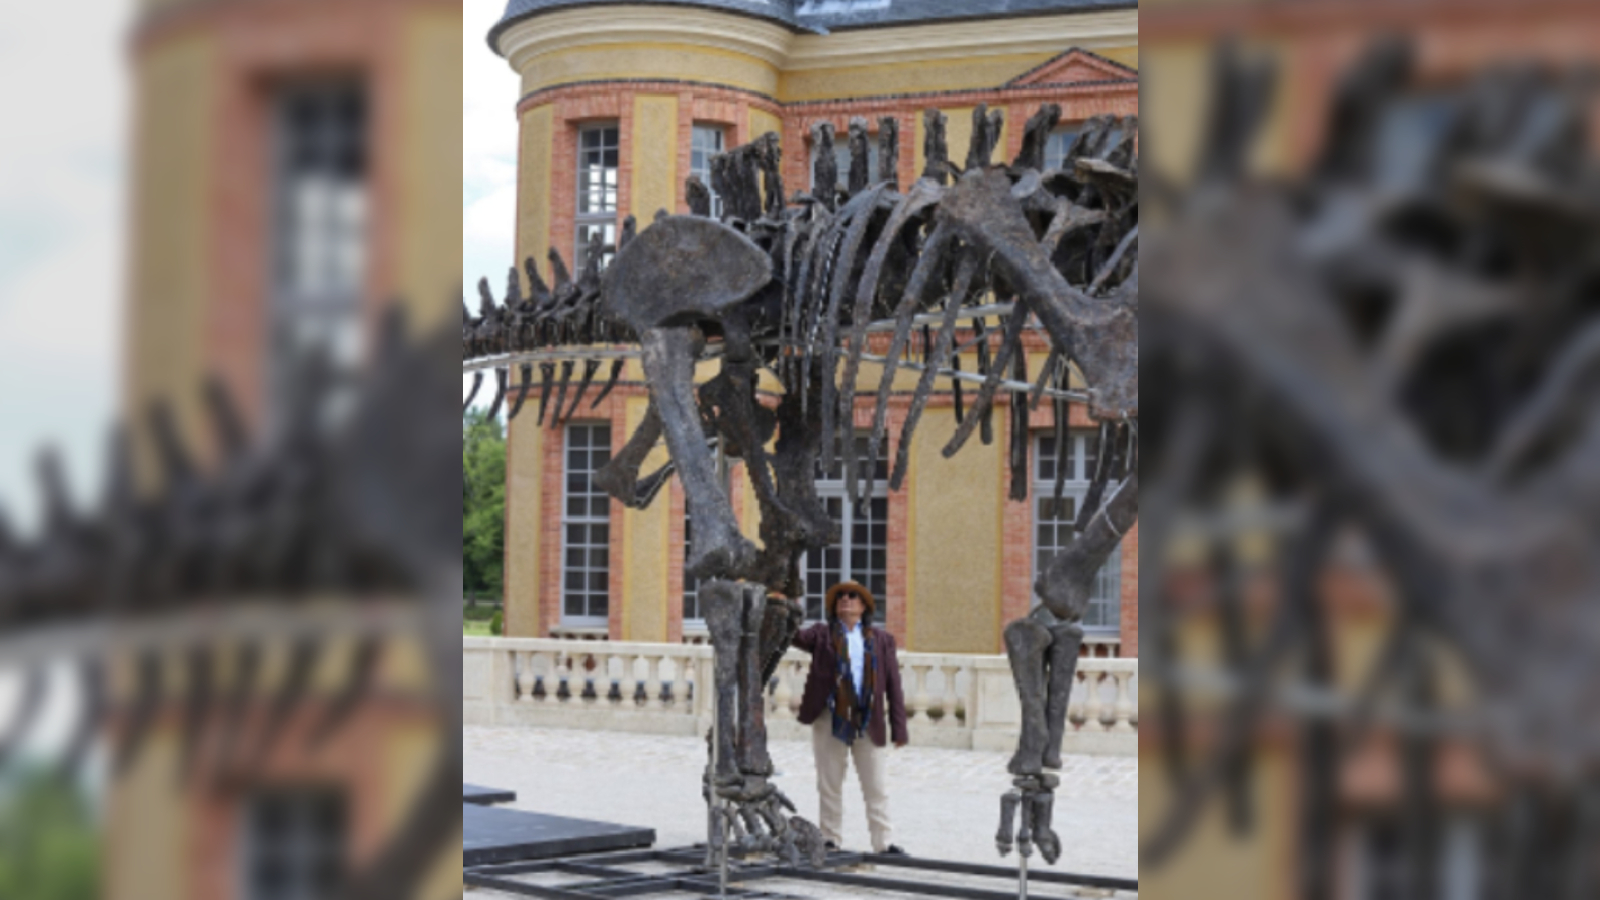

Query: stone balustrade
<box><xmin>464</xmin><ymin>637</ymin><xmax>1136</xmax><ymax>756</ymax></box>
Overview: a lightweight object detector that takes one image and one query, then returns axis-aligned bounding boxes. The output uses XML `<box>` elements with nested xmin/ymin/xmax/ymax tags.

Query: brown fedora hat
<box><xmin>825</xmin><ymin>581</ymin><xmax>876</xmax><ymax>618</ymax></box>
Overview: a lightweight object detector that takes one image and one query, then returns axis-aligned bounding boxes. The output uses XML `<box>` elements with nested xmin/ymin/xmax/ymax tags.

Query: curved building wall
<box><xmin>126</xmin><ymin>0</ymin><xmax>461</xmax><ymax>454</ymax></box>
<box><xmin>115</xmin><ymin>3</ymin><xmax>461</xmax><ymax>900</ymax></box>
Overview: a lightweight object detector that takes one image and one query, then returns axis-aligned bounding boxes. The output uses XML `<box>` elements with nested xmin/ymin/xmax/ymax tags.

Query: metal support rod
<box><xmin>854</xmin><ymin>352</ymin><xmax>1093</xmax><ymax>403</ymax></box>
<box><xmin>1017</xmin><ymin>849</ymin><xmax>1028</xmax><ymax>900</ymax></box>
<box><xmin>463</xmin><ymin>303</ymin><xmax>1033</xmax><ymax>374</ymax></box>
<box><xmin>462</xmin><ymin>344</ymin><xmax>663</xmax><ymax>373</ymax></box>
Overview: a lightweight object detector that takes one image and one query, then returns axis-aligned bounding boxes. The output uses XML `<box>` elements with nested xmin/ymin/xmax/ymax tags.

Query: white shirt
<box><xmin>844</xmin><ymin>622</ymin><xmax>866</xmax><ymax>697</ymax></box>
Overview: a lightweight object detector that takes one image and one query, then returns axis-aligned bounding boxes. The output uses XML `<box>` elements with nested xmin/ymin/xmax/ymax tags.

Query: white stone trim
<box><xmin>464</xmin><ymin>636</ymin><xmax>1137</xmax><ymax>755</ymax></box>
<box><xmin>784</xmin><ymin>10</ymin><xmax>1139</xmax><ymax>71</ymax></box>
<box><xmin>493</xmin><ymin>5</ymin><xmax>1138</xmax><ymax>79</ymax></box>
<box><xmin>495</xmin><ymin>5</ymin><xmax>797</xmax><ymax>72</ymax></box>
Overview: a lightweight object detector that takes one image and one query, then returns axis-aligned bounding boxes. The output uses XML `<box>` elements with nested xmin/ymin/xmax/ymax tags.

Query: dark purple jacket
<box><xmin>793</xmin><ymin>620</ymin><xmax>909</xmax><ymax>748</ymax></box>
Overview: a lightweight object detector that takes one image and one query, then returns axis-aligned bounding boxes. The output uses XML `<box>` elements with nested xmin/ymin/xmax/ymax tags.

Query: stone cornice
<box><xmin>784</xmin><ymin>9</ymin><xmax>1138</xmax><ymax>71</ymax></box>
<box><xmin>494</xmin><ymin>5</ymin><xmax>798</xmax><ymax>72</ymax></box>
<box><xmin>493</xmin><ymin>4</ymin><xmax>1138</xmax><ymax>77</ymax></box>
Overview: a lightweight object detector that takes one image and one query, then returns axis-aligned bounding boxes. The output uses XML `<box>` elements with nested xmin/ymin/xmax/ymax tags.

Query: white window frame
<box><xmin>270</xmin><ymin>82</ymin><xmax>368</xmax><ymax>428</ymax></box>
<box><xmin>561</xmin><ymin>422</ymin><xmax>612</xmax><ymax>627</ymax></box>
<box><xmin>575</xmin><ymin>123</ymin><xmax>620</xmax><ymax>271</ymax></box>
<box><xmin>1033</xmin><ymin>429</ymin><xmax>1122</xmax><ymax>634</ymax></box>
<box><xmin>239</xmin><ymin>788</ymin><xmax>345</xmax><ymax>900</ymax></box>
<box><xmin>1044</xmin><ymin>124</ymin><xmax>1079</xmax><ymax>171</ymax></box>
<box><xmin>689</xmin><ymin>123</ymin><xmax>727</xmax><ymax>219</ymax></box>
<box><xmin>681</xmin><ymin>498</ymin><xmax>703</xmax><ymax>627</ymax></box>
<box><xmin>810</xmin><ymin>131</ymin><xmax>879</xmax><ymax>193</ymax></box>
<box><xmin>798</xmin><ymin>435</ymin><xmax>889</xmax><ymax>624</ymax></box>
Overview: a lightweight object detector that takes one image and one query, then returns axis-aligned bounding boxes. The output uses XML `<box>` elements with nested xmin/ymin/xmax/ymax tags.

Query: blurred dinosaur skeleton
<box><xmin>0</xmin><ymin>311</ymin><xmax>460</xmax><ymax>900</ymax></box>
<box><xmin>463</xmin><ymin>104</ymin><xmax>1139</xmax><ymax>866</ymax></box>
<box><xmin>1143</xmin><ymin>36</ymin><xmax>1600</xmax><ymax>897</ymax></box>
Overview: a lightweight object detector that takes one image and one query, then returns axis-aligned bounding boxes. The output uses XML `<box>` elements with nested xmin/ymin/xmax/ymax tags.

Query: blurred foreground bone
<box><xmin>0</xmin><ymin>309</ymin><xmax>460</xmax><ymax>900</ymax></box>
<box><xmin>463</xmin><ymin>106</ymin><xmax>1139</xmax><ymax>867</ymax></box>
<box><xmin>1144</xmin><ymin>35</ymin><xmax>1600</xmax><ymax>896</ymax></box>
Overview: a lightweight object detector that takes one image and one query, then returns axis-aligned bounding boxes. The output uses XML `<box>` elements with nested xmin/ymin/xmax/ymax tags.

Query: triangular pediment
<box><xmin>1007</xmin><ymin>48</ymin><xmax>1137</xmax><ymax>87</ymax></box>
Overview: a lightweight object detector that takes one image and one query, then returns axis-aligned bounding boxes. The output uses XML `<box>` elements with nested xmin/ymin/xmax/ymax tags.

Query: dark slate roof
<box><xmin>492</xmin><ymin>0</ymin><xmax>1133</xmax><ymax>50</ymax></box>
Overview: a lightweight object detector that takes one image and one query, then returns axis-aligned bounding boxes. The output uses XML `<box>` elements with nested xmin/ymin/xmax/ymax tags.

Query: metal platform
<box><xmin>464</xmin><ymin>783</ymin><xmax>518</xmax><ymax>806</ymax></box>
<box><xmin>464</xmin><ymin>804</ymin><xmax>656</xmax><ymax>867</ymax></box>
<box><xmin>466</xmin><ymin>845</ymin><xmax>1138</xmax><ymax>899</ymax></box>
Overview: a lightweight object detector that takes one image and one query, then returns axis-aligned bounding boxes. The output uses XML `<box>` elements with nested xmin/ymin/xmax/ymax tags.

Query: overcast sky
<box><xmin>464</xmin><ymin>0</ymin><xmax>521</xmax><ymax>412</ymax></box>
<box><xmin>0</xmin><ymin>3</ymin><xmax>127</xmax><ymax>536</ymax></box>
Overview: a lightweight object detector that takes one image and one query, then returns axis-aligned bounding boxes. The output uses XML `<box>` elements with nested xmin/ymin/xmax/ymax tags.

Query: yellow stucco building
<box><xmin>489</xmin><ymin>0</ymin><xmax>1141</xmax><ymax>657</ymax></box>
<box><xmin>113</xmin><ymin>0</ymin><xmax>460</xmax><ymax>897</ymax></box>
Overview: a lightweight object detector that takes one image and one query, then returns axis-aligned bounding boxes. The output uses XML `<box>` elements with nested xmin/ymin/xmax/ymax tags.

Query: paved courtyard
<box><xmin>464</xmin><ymin>724</ymin><xmax>1136</xmax><ymax>896</ymax></box>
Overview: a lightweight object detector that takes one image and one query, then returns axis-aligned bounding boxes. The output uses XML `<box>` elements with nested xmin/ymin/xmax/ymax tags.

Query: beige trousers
<box><xmin>811</xmin><ymin>716</ymin><xmax>893</xmax><ymax>851</ymax></box>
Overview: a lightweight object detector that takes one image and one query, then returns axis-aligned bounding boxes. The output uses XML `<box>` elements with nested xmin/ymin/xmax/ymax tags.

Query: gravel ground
<box><xmin>464</xmin><ymin>724</ymin><xmax>1136</xmax><ymax>896</ymax></box>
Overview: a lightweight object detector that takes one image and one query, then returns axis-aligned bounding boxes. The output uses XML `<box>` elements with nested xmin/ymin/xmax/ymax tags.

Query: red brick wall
<box><xmin>518</xmin><ymin>81</ymin><xmax>784</xmax><ymax>276</ymax></box>
<box><xmin>780</xmin><ymin>80</ymin><xmax>1137</xmax><ymax>194</ymax></box>
<box><xmin>175</xmin><ymin>697</ymin><xmax>437</xmax><ymax>900</ymax></box>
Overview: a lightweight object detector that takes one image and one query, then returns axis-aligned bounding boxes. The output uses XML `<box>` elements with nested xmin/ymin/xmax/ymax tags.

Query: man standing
<box><xmin>793</xmin><ymin>581</ymin><xmax>910</xmax><ymax>855</ymax></box>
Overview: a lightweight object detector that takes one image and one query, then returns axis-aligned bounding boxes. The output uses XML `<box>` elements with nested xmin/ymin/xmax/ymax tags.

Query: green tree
<box><xmin>0</xmin><ymin>769</ymin><xmax>98</xmax><ymax>900</ymax></box>
<box><xmin>464</xmin><ymin>406</ymin><xmax>507</xmax><ymax>601</ymax></box>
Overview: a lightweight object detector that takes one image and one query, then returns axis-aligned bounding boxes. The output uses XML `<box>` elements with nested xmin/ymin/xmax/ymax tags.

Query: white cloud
<box><xmin>464</xmin><ymin>0</ymin><xmax>522</xmax><ymax>299</ymax></box>
<box><xmin>0</xmin><ymin>0</ymin><xmax>127</xmax><ymax>535</ymax></box>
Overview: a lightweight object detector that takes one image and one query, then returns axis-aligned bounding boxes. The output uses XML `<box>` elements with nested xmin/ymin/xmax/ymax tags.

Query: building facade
<box><xmin>491</xmin><ymin>0</ymin><xmax>1140</xmax><ymax>656</ymax></box>
<box><xmin>114</xmin><ymin>0</ymin><xmax>460</xmax><ymax>898</ymax></box>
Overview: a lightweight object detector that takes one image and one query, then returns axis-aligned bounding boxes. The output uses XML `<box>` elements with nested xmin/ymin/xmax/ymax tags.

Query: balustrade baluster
<box><xmin>939</xmin><ymin>665</ymin><xmax>961</xmax><ymax>728</ymax></box>
<box><xmin>586</xmin><ymin>652</ymin><xmax>604</xmax><ymax>705</ymax></box>
<box><xmin>771</xmin><ymin>660</ymin><xmax>793</xmax><ymax>721</ymax></box>
<box><xmin>642</xmin><ymin>656</ymin><xmax>661</xmax><ymax>710</ymax></box>
<box><xmin>908</xmin><ymin>664</ymin><xmax>929</xmax><ymax>725</ymax></box>
<box><xmin>529</xmin><ymin>652</ymin><xmax>546</xmax><ymax>702</ymax></box>
<box><xmin>1066</xmin><ymin>670</ymin><xmax>1085</xmax><ymax>728</ymax></box>
<box><xmin>1111</xmin><ymin>670</ymin><xmax>1135</xmax><ymax>732</ymax></box>
<box><xmin>1083</xmin><ymin>670</ymin><xmax>1106</xmax><ymax>732</ymax></box>
<box><xmin>658</xmin><ymin>657</ymin><xmax>675</xmax><ymax>710</ymax></box>
<box><xmin>556</xmin><ymin>650</ymin><xmax>572</xmax><ymax>702</ymax></box>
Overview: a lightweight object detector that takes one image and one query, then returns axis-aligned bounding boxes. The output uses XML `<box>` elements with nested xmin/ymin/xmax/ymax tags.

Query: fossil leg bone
<box><xmin>640</xmin><ymin>326</ymin><xmax>756</xmax><ymax>579</ymax></box>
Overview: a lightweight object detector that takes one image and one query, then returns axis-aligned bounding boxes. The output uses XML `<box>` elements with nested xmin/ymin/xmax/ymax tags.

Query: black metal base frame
<box><xmin>465</xmin><ymin>845</ymin><xmax>1138</xmax><ymax>899</ymax></box>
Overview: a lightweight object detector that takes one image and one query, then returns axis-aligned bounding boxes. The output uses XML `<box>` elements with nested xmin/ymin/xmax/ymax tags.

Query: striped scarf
<box><xmin>828</xmin><ymin>620</ymin><xmax>875</xmax><ymax>745</ymax></box>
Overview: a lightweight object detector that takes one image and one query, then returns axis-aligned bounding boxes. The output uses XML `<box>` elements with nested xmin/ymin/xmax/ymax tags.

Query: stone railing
<box><xmin>465</xmin><ymin>637</ymin><xmax>1136</xmax><ymax>756</ymax></box>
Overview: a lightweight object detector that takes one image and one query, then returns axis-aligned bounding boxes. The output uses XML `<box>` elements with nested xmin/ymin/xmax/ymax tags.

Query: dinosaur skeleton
<box><xmin>463</xmin><ymin>104</ymin><xmax>1139</xmax><ymax>865</ymax></box>
<box><xmin>1142</xmin><ymin>37</ymin><xmax>1600</xmax><ymax>897</ymax></box>
<box><xmin>0</xmin><ymin>311</ymin><xmax>460</xmax><ymax>900</ymax></box>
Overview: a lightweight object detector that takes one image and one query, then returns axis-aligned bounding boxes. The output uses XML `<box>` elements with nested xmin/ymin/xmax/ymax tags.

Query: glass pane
<box><xmin>1045</xmin><ymin>128</ymin><xmax>1077</xmax><ymax>170</ymax></box>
